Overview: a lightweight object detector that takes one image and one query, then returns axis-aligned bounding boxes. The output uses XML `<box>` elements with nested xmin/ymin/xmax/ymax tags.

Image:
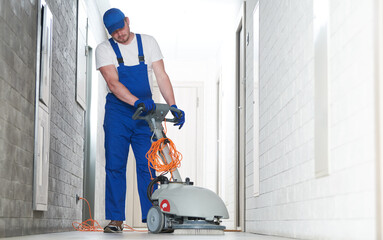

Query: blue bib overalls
<box><xmin>104</xmin><ymin>34</ymin><xmax>156</xmax><ymax>222</ymax></box>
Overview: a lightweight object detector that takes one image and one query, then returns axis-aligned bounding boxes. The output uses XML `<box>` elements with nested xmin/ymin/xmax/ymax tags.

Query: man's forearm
<box><xmin>153</xmin><ymin>60</ymin><xmax>176</xmax><ymax>106</ymax></box>
<box><xmin>158</xmin><ymin>75</ymin><xmax>176</xmax><ymax>106</ymax></box>
<box><xmin>108</xmin><ymin>81</ymin><xmax>138</xmax><ymax>106</ymax></box>
<box><xmin>100</xmin><ymin>65</ymin><xmax>138</xmax><ymax>106</ymax></box>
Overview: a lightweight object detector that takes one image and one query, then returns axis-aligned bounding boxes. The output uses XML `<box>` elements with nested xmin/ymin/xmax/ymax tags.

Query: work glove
<box><xmin>170</xmin><ymin>105</ymin><xmax>185</xmax><ymax>129</ymax></box>
<box><xmin>134</xmin><ymin>99</ymin><xmax>156</xmax><ymax>112</ymax></box>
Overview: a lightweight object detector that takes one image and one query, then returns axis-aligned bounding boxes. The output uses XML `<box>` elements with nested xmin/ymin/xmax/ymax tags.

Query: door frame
<box><xmin>82</xmin><ymin>33</ymin><xmax>98</xmax><ymax>222</ymax></box>
<box><xmin>375</xmin><ymin>0</ymin><xmax>383</xmax><ymax>238</ymax></box>
<box><xmin>235</xmin><ymin>2</ymin><xmax>246</xmax><ymax>232</ymax></box>
<box><xmin>217</xmin><ymin>74</ymin><xmax>222</xmax><ymax>195</ymax></box>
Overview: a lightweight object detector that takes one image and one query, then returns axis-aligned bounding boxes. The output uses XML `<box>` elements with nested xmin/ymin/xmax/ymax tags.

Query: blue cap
<box><xmin>103</xmin><ymin>8</ymin><xmax>125</xmax><ymax>34</ymax></box>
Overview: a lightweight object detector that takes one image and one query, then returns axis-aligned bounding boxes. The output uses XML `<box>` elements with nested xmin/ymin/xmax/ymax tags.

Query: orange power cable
<box><xmin>72</xmin><ymin>197</ymin><xmax>147</xmax><ymax>232</ymax></box>
<box><xmin>72</xmin><ymin>197</ymin><xmax>103</xmax><ymax>232</ymax></box>
<box><xmin>145</xmin><ymin>122</ymin><xmax>182</xmax><ymax>180</ymax></box>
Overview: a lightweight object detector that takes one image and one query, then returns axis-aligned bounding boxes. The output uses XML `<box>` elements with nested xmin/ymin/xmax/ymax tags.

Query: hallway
<box><xmin>0</xmin><ymin>231</ymin><xmax>294</xmax><ymax>240</ymax></box>
<box><xmin>1</xmin><ymin>0</ymin><xmax>383</xmax><ymax>239</ymax></box>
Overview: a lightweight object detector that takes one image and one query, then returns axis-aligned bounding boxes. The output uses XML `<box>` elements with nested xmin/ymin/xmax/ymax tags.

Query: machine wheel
<box><xmin>147</xmin><ymin>206</ymin><xmax>164</xmax><ymax>233</ymax></box>
<box><xmin>161</xmin><ymin>228</ymin><xmax>174</xmax><ymax>233</ymax></box>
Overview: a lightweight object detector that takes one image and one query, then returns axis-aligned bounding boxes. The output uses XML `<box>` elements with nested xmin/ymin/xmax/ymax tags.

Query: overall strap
<box><xmin>136</xmin><ymin>34</ymin><xmax>145</xmax><ymax>64</ymax></box>
<box><xmin>108</xmin><ymin>38</ymin><xmax>124</xmax><ymax>67</ymax></box>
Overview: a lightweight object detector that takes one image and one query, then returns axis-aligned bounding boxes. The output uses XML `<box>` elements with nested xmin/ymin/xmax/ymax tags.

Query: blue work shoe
<box><xmin>104</xmin><ymin>220</ymin><xmax>123</xmax><ymax>233</ymax></box>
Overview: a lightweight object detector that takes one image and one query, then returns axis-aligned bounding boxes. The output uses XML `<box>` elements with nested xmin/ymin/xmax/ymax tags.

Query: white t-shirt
<box><xmin>95</xmin><ymin>33</ymin><xmax>163</xmax><ymax>92</ymax></box>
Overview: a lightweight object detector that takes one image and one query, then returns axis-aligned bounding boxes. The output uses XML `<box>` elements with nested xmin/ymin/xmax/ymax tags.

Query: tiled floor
<box><xmin>0</xmin><ymin>231</ymin><xmax>295</xmax><ymax>240</ymax></box>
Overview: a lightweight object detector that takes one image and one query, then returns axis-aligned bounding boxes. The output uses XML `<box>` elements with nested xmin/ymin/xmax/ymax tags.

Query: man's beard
<box><xmin>115</xmin><ymin>33</ymin><xmax>130</xmax><ymax>44</ymax></box>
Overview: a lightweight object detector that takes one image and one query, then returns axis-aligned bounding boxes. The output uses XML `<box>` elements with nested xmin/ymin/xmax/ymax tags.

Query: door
<box><xmin>236</xmin><ymin>5</ymin><xmax>246</xmax><ymax>231</ymax></box>
<box><xmin>154</xmin><ymin>83</ymin><xmax>203</xmax><ymax>184</ymax></box>
<box><xmin>376</xmin><ymin>0</ymin><xmax>383</xmax><ymax>237</ymax></box>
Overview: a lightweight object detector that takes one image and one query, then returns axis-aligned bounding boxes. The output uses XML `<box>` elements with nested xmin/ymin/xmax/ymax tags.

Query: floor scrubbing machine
<box><xmin>132</xmin><ymin>103</ymin><xmax>229</xmax><ymax>234</ymax></box>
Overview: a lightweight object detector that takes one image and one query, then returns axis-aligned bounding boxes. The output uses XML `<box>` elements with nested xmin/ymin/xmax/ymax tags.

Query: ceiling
<box><xmin>101</xmin><ymin>0</ymin><xmax>242</xmax><ymax>64</ymax></box>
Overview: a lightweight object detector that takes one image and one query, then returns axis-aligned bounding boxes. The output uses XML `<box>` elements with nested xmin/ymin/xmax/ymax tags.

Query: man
<box><xmin>95</xmin><ymin>8</ymin><xmax>185</xmax><ymax>233</ymax></box>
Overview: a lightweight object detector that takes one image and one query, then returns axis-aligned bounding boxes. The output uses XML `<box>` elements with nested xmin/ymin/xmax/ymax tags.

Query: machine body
<box><xmin>132</xmin><ymin>104</ymin><xmax>229</xmax><ymax>234</ymax></box>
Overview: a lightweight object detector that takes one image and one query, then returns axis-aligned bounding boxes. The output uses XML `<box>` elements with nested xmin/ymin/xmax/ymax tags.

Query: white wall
<box><xmin>243</xmin><ymin>0</ymin><xmax>377</xmax><ymax>239</ymax></box>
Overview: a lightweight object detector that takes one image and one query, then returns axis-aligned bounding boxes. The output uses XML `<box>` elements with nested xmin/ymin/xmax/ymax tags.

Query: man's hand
<box><xmin>170</xmin><ymin>105</ymin><xmax>185</xmax><ymax>129</ymax></box>
<box><xmin>134</xmin><ymin>99</ymin><xmax>156</xmax><ymax>112</ymax></box>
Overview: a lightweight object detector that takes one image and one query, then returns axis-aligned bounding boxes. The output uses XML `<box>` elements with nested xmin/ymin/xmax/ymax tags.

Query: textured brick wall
<box><xmin>245</xmin><ymin>0</ymin><xmax>376</xmax><ymax>239</ymax></box>
<box><xmin>0</xmin><ymin>0</ymin><xmax>37</xmax><ymax>237</ymax></box>
<box><xmin>0</xmin><ymin>0</ymin><xmax>84</xmax><ymax>237</ymax></box>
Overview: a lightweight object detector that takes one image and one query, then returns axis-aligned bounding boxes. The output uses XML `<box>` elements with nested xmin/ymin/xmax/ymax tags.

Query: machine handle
<box><xmin>165</xmin><ymin>106</ymin><xmax>183</xmax><ymax>123</ymax></box>
<box><xmin>132</xmin><ymin>104</ymin><xmax>183</xmax><ymax>123</ymax></box>
<box><xmin>132</xmin><ymin>106</ymin><xmax>145</xmax><ymax>120</ymax></box>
